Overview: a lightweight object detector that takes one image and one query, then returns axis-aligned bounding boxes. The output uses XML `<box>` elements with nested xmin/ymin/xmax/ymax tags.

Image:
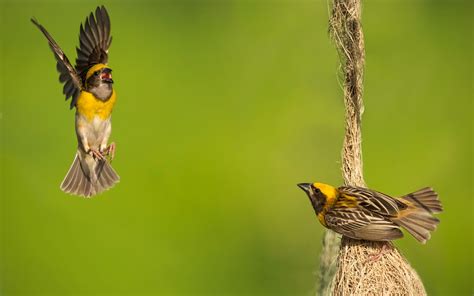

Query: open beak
<box><xmin>297</xmin><ymin>183</ymin><xmax>311</xmax><ymax>194</ymax></box>
<box><xmin>101</xmin><ymin>69</ymin><xmax>113</xmax><ymax>83</ymax></box>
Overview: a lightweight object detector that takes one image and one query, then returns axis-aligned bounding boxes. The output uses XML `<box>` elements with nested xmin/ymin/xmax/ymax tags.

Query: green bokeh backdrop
<box><xmin>1</xmin><ymin>0</ymin><xmax>472</xmax><ymax>295</ymax></box>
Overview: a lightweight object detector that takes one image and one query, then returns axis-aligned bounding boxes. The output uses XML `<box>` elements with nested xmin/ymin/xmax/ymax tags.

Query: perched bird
<box><xmin>297</xmin><ymin>183</ymin><xmax>442</xmax><ymax>243</ymax></box>
<box><xmin>32</xmin><ymin>6</ymin><xmax>119</xmax><ymax>197</ymax></box>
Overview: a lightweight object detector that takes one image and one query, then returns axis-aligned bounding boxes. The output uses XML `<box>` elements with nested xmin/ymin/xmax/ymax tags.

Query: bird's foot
<box><xmin>88</xmin><ymin>149</ymin><xmax>105</xmax><ymax>161</ymax></box>
<box><xmin>103</xmin><ymin>142</ymin><xmax>116</xmax><ymax>161</ymax></box>
<box><xmin>366</xmin><ymin>243</ymin><xmax>390</xmax><ymax>263</ymax></box>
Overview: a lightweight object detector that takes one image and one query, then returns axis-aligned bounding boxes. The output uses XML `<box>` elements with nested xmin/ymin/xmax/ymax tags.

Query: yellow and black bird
<box><xmin>32</xmin><ymin>6</ymin><xmax>119</xmax><ymax>197</ymax></box>
<box><xmin>297</xmin><ymin>183</ymin><xmax>442</xmax><ymax>243</ymax></box>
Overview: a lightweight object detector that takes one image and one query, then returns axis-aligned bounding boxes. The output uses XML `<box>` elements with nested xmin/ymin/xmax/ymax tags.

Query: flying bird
<box><xmin>32</xmin><ymin>6</ymin><xmax>119</xmax><ymax>197</ymax></box>
<box><xmin>297</xmin><ymin>183</ymin><xmax>442</xmax><ymax>243</ymax></box>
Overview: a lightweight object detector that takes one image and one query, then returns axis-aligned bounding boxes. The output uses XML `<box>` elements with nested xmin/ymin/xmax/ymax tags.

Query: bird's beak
<box><xmin>101</xmin><ymin>68</ymin><xmax>113</xmax><ymax>83</ymax></box>
<box><xmin>297</xmin><ymin>183</ymin><xmax>311</xmax><ymax>194</ymax></box>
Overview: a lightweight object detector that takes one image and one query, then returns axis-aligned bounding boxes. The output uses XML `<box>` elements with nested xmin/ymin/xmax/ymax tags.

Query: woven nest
<box><xmin>331</xmin><ymin>237</ymin><xmax>426</xmax><ymax>295</ymax></box>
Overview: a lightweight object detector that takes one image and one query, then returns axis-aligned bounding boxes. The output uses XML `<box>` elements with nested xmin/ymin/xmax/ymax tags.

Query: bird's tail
<box><xmin>393</xmin><ymin>187</ymin><xmax>443</xmax><ymax>244</ymax></box>
<box><xmin>60</xmin><ymin>151</ymin><xmax>119</xmax><ymax>198</ymax></box>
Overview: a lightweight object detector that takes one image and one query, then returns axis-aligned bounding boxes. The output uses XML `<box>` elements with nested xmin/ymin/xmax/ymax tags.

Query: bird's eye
<box><xmin>94</xmin><ymin>71</ymin><xmax>100</xmax><ymax>76</ymax></box>
<box><xmin>312</xmin><ymin>185</ymin><xmax>320</xmax><ymax>194</ymax></box>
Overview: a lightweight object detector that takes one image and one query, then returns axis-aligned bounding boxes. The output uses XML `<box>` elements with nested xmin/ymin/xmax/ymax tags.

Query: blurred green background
<box><xmin>0</xmin><ymin>0</ymin><xmax>472</xmax><ymax>295</ymax></box>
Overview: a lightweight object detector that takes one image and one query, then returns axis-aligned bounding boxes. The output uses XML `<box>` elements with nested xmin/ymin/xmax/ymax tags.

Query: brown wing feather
<box><xmin>31</xmin><ymin>18</ymin><xmax>82</xmax><ymax>109</ymax></box>
<box><xmin>339</xmin><ymin>186</ymin><xmax>407</xmax><ymax>217</ymax></box>
<box><xmin>325</xmin><ymin>207</ymin><xmax>403</xmax><ymax>241</ymax></box>
<box><xmin>75</xmin><ymin>6</ymin><xmax>112</xmax><ymax>81</ymax></box>
<box><xmin>325</xmin><ymin>207</ymin><xmax>371</xmax><ymax>232</ymax></box>
<box><xmin>31</xmin><ymin>6</ymin><xmax>112</xmax><ymax>108</ymax></box>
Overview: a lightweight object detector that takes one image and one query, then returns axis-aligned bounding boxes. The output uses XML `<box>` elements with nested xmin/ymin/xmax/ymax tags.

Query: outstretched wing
<box><xmin>31</xmin><ymin>18</ymin><xmax>83</xmax><ymax>109</ymax></box>
<box><xmin>75</xmin><ymin>6</ymin><xmax>112</xmax><ymax>81</ymax></box>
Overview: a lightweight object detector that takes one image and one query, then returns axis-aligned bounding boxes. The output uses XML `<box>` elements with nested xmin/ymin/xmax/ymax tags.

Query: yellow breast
<box><xmin>318</xmin><ymin>193</ymin><xmax>358</xmax><ymax>227</ymax></box>
<box><xmin>76</xmin><ymin>90</ymin><xmax>117</xmax><ymax>121</ymax></box>
<box><xmin>317</xmin><ymin>213</ymin><xmax>327</xmax><ymax>227</ymax></box>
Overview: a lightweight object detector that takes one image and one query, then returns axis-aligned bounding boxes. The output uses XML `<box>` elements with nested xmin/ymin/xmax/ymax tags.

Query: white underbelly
<box><xmin>76</xmin><ymin>114</ymin><xmax>111</xmax><ymax>149</ymax></box>
<box><xmin>90</xmin><ymin>116</ymin><xmax>108</xmax><ymax>131</ymax></box>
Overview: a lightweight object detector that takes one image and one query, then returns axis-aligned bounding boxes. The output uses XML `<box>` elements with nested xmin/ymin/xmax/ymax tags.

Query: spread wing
<box><xmin>31</xmin><ymin>18</ymin><xmax>83</xmax><ymax>109</ymax></box>
<box><xmin>75</xmin><ymin>6</ymin><xmax>112</xmax><ymax>81</ymax></box>
<box><xmin>31</xmin><ymin>6</ymin><xmax>112</xmax><ymax>109</ymax></box>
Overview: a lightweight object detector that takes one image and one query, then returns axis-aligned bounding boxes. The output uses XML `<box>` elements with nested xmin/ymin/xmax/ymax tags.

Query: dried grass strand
<box><xmin>332</xmin><ymin>237</ymin><xmax>426</xmax><ymax>295</ymax></box>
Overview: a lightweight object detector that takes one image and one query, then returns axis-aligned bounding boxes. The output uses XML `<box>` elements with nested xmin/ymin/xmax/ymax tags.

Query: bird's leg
<box><xmin>78</xmin><ymin>123</ymin><xmax>104</xmax><ymax>161</ymax></box>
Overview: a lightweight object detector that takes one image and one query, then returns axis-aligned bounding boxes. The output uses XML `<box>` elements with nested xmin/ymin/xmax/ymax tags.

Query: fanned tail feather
<box><xmin>393</xmin><ymin>187</ymin><xmax>443</xmax><ymax>244</ymax></box>
<box><xmin>60</xmin><ymin>152</ymin><xmax>119</xmax><ymax>198</ymax></box>
<box><xmin>95</xmin><ymin>159</ymin><xmax>119</xmax><ymax>193</ymax></box>
<box><xmin>402</xmin><ymin>187</ymin><xmax>443</xmax><ymax>213</ymax></box>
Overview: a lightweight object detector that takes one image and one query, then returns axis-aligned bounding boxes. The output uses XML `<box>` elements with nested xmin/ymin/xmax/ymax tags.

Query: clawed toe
<box><xmin>104</xmin><ymin>142</ymin><xmax>116</xmax><ymax>161</ymax></box>
<box><xmin>88</xmin><ymin>149</ymin><xmax>105</xmax><ymax>161</ymax></box>
<box><xmin>366</xmin><ymin>243</ymin><xmax>390</xmax><ymax>263</ymax></box>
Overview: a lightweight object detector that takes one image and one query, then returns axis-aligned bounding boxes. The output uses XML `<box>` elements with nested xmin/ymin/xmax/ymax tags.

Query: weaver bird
<box><xmin>32</xmin><ymin>6</ymin><xmax>119</xmax><ymax>197</ymax></box>
<box><xmin>297</xmin><ymin>183</ymin><xmax>442</xmax><ymax>243</ymax></box>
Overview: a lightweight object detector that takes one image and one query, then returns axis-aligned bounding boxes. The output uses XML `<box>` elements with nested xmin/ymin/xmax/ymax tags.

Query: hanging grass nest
<box><xmin>319</xmin><ymin>0</ymin><xmax>429</xmax><ymax>294</ymax></box>
<box><xmin>332</xmin><ymin>237</ymin><xmax>426</xmax><ymax>295</ymax></box>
